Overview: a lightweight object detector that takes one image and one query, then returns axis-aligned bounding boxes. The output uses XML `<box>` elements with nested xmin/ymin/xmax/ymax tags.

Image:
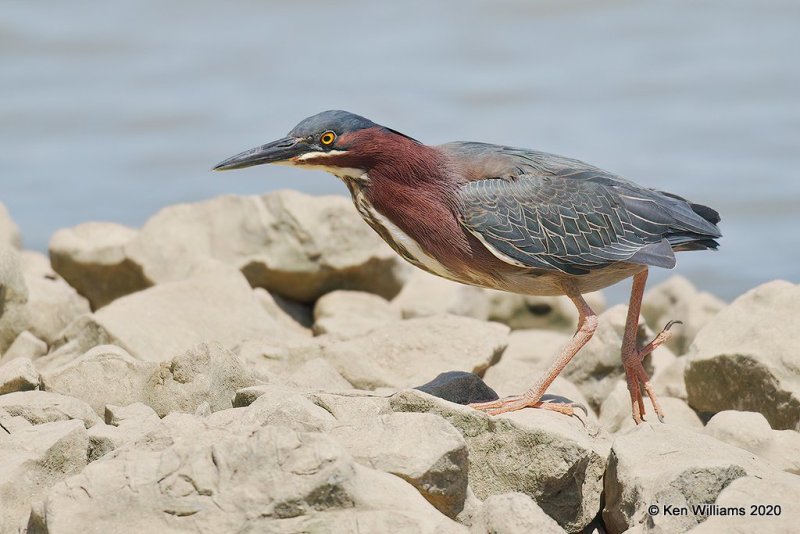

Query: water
<box><xmin>2</xmin><ymin>0</ymin><xmax>799</xmax><ymax>303</ymax></box>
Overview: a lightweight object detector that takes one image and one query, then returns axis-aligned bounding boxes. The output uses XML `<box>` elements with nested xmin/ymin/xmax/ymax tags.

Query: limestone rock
<box><xmin>685</xmin><ymin>280</ymin><xmax>800</xmax><ymax>430</ymax></box>
<box><xmin>0</xmin><ymin>420</ymin><xmax>88</xmax><ymax>533</ymax></box>
<box><xmin>704</xmin><ymin>411</ymin><xmax>800</xmax><ymax>475</ymax></box>
<box><xmin>19</xmin><ymin>250</ymin><xmax>91</xmax><ymax>344</ymax></box>
<box><xmin>253</xmin><ymin>287</ymin><xmax>311</xmax><ymax>336</ymax></box>
<box><xmin>54</xmin><ymin>266</ymin><xmax>292</xmax><ymax>363</ymax></box>
<box><xmin>0</xmin><ymin>390</ymin><xmax>101</xmax><ymax>428</ymax></box>
<box><xmin>0</xmin><ymin>201</ymin><xmax>21</xmax><ymax>249</ymax></box>
<box><xmin>598</xmin><ymin>380</ymin><xmax>703</xmax><ymax>433</ymax></box>
<box><xmin>391</xmin><ymin>389</ymin><xmax>610</xmax><ymax>532</ymax></box>
<box><xmin>235</xmin><ymin>385</ymin><xmax>336</xmax><ymax>433</ymax></box>
<box><xmin>0</xmin><ymin>246</ymin><xmax>29</xmax><ymax>355</ymax></box>
<box><xmin>687</xmin><ymin>474</ymin><xmax>800</xmax><ymax>533</ymax></box>
<box><xmin>470</xmin><ymin>493</ymin><xmax>566</xmax><ymax>534</ymax></box>
<box><xmin>330</xmin><ymin>412</ymin><xmax>468</xmax><ymax>518</ymax></box>
<box><xmin>40</xmin><ymin>345</ymin><xmax>158</xmax><ymax>417</ymax></box>
<box><xmin>487</xmin><ymin>289</ymin><xmax>605</xmax><ymax>331</ymax></box>
<box><xmin>319</xmin><ymin>315</ymin><xmax>509</xmax><ymax>390</ymax></box>
<box><xmin>125</xmin><ymin>191</ymin><xmax>410</xmax><ymax>302</ymax></box>
<box><xmin>651</xmin><ymin>355</ymin><xmax>688</xmax><ymax>400</ymax></box>
<box><xmin>287</xmin><ymin>357</ymin><xmax>353</xmax><ymax>391</ymax></box>
<box><xmin>0</xmin><ymin>407</ymin><xmax>33</xmax><ymax>433</ymax></box>
<box><xmin>603</xmin><ymin>423</ymin><xmax>774</xmax><ymax>534</ymax></box>
<box><xmin>143</xmin><ymin>342</ymin><xmax>257</xmax><ymax>417</ymax></box>
<box><xmin>391</xmin><ymin>269</ymin><xmax>490</xmax><ymax>320</ymax></box>
<box><xmin>49</xmin><ymin>222</ymin><xmax>151</xmax><ymax>309</ymax></box>
<box><xmin>642</xmin><ymin>275</ymin><xmax>725</xmax><ymax>356</ymax></box>
<box><xmin>0</xmin><ymin>357</ymin><xmax>40</xmax><ymax>394</ymax></box>
<box><xmin>29</xmin><ymin>425</ymin><xmax>464</xmax><ymax>533</ymax></box>
<box><xmin>1</xmin><ymin>331</ymin><xmax>48</xmax><ymax>364</ymax></box>
<box><xmin>313</xmin><ymin>290</ymin><xmax>400</xmax><ymax>339</ymax></box>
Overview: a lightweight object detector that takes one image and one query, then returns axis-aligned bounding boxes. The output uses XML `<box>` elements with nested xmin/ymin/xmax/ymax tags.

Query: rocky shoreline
<box><xmin>1</xmin><ymin>193</ymin><xmax>798</xmax><ymax>533</ymax></box>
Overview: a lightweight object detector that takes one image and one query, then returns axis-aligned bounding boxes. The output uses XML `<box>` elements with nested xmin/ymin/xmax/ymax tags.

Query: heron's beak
<box><xmin>213</xmin><ymin>136</ymin><xmax>308</xmax><ymax>171</ymax></box>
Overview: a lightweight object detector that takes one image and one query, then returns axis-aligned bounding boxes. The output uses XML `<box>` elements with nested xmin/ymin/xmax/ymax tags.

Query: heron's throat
<box><xmin>289</xmin><ymin>151</ymin><xmax>367</xmax><ymax>181</ymax></box>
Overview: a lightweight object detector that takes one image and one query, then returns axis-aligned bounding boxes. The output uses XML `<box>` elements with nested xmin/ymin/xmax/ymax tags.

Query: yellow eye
<box><xmin>320</xmin><ymin>131</ymin><xmax>336</xmax><ymax>146</ymax></box>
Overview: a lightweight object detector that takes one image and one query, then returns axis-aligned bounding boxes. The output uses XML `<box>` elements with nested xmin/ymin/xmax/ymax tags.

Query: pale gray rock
<box><xmin>313</xmin><ymin>289</ymin><xmax>400</xmax><ymax>339</ymax></box>
<box><xmin>687</xmin><ymin>474</ymin><xmax>800</xmax><ymax>533</ymax></box>
<box><xmin>0</xmin><ymin>390</ymin><xmax>101</xmax><ymax>428</ymax></box>
<box><xmin>49</xmin><ymin>222</ymin><xmax>151</xmax><ymax>309</ymax></box>
<box><xmin>598</xmin><ymin>380</ymin><xmax>703</xmax><ymax>433</ymax></box>
<box><xmin>143</xmin><ymin>342</ymin><xmax>257</xmax><ymax>417</ymax></box>
<box><xmin>391</xmin><ymin>389</ymin><xmax>610</xmax><ymax>532</ymax></box>
<box><xmin>105</xmin><ymin>402</ymin><xmax>160</xmax><ymax>427</ymax></box>
<box><xmin>0</xmin><ymin>420</ymin><xmax>88</xmax><ymax>533</ymax></box>
<box><xmin>235</xmin><ymin>385</ymin><xmax>336</xmax><ymax>433</ymax></box>
<box><xmin>651</xmin><ymin>355</ymin><xmax>689</xmax><ymax>400</ymax></box>
<box><xmin>1</xmin><ymin>330</ymin><xmax>48</xmax><ymax>364</ymax></box>
<box><xmin>53</xmin><ymin>266</ymin><xmax>292</xmax><ymax>363</ymax></box>
<box><xmin>0</xmin><ymin>201</ymin><xmax>21</xmax><ymax>249</ymax></box>
<box><xmin>330</xmin><ymin>412</ymin><xmax>468</xmax><ymax>518</ymax></box>
<box><xmin>253</xmin><ymin>287</ymin><xmax>312</xmax><ymax>336</ymax></box>
<box><xmin>0</xmin><ymin>407</ymin><xmax>33</xmax><ymax>433</ymax></box>
<box><xmin>29</xmin><ymin>425</ymin><xmax>464</xmax><ymax>534</ymax></box>
<box><xmin>0</xmin><ymin>357</ymin><xmax>40</xmax><ymax>394</ymax></box>
<box><xmin>705</xmin><ymin>410</ymin><xmax>800</xmax><ymax>475</ymax></box>
<box><xmin>288</xmin><ymin>357</ymin><xmax>354</xmax><ymax>391</ymax></box>
<box><xmin>320</xmin><ymin>315</ymin><xmax>508</xmax><ymax>390</ymax></box>
<box><xmin>470</xmin><ymin>493</ymin><xmax>566</xmax><ymax>534</ymax></box>
<box><xmin>41</xmin><ymin>345</ymin><xmax>158</xmax><ymax>417</ymax></box>
<box><xmin>0</xmin><ymin>246</ymin><xmax>29</xmax><ymax>355</ymax></box>
<box><xmin>487</xmin><ymin>289</ymin><xmax>605</xmax><ymax>331</ymax></box>
<box><xmin>391</xmin><ymin>269</ymin><xmax>490</xmax><ymax>320</ymax></box>
<box><xmin>562</xmin><ymin>305</ymin><xmax>671</xmax><ymax>411</ymax></box>
<box><xmin>124</xmin><ymin>191</ymin><xmax>410</xmax><ymax>302</ymax></box>
<box><xmin>685</xmin><ymin>280</ymin><xmax>800</xmax><ymax>430</ymax></box>
<box><xmin>642</xmin><ymin>275</ymin><xmax>725</xmax><ymax>356</ymax></box>
<box><xmin>19</xmin><ymin>250</ymin><xmax>91</xmax><ymax>344</ymax></box>
<box><xmin>603</xmin><ymin>423</ymin><xmax>774</xmax><ymax>534</ymax></box>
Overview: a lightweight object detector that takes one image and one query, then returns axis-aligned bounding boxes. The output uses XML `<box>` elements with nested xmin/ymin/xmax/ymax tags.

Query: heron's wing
<box><xmin>449</xmin><ymin>143</ymin><xmax>719</xmax><ymax>275</ymax></box>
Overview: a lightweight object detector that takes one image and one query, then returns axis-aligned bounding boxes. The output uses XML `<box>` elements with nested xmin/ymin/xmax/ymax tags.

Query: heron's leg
<box><xmin>621</xmin><ymin>269</ymin><xmax>677</xmax><ymax>424</ymax></box>
<box><xmin>470</xmin><ymin>287</ymin><xmax>598</xmax><ymax>416</ymax></box>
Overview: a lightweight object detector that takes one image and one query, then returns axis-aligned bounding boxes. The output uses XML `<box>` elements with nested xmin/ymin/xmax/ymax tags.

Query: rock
<box><xmin>105</xmin><ymin>402</ymin><xmax>160</xmax><ymax>427</ymax></box>
<box><xmin>487</xmin><ymin>289</ymin><xmax>605</xmax><ymax>331</ymax></box>
<box><xmin>685</xmin><ymin>280</ymin><xmax>800</xmax><ymax>430</ymax></box>
<box><xmin>0</xmin><ymin>390</ymin><xmax>101</xmax><ymax>428</ymax></box>
<box><xmin>391</xmin><ymin>389</ymin><xmax>610</xmax><ymax>532</ymax></box>
<box><xmin>561</xmin><ymin>305</ymin><xmax>671</xmax><ymax>411</ymax></box>
<box><xmin>313</xmin><ymin>290</ymin><xmax>400</xmax><ymax>339</ymax></box>
<box><xmin>330</xmin><ymin>411</ymin><xmax>468</xmax><ymax>518</ymax></box>
<box><xmin>642</xmin><ymin>275</ymin><xmax>725</xmax><ymax>356</ymax></box>
<box><xmin>30</xmin><ymin>425</ymin><xmax>464</xmax><ymax>533</ymax></box>
<box><xmin>236</xmin><ymin>385</ymin><xmax>336</xmax><ymax>433</ymax></box>
<box><xmin>598</xmin><ymin>380</ymin><xmax>703</xmax><ymax>433</ymax></box>
<box><xmin>49</xmin><ymin>222</ymin><xmax>151</xmax><ymax>309</ymax></box>
<box><xmin>0</xmin><ymin>201</ymin><xmax>21</xmax><ymax>249</ymax></box>
<box><xmin>253</xmin><ymin>287</ymin><xmax>311</xmax><ymax>336</ymax></box>
<box><xmin>704</xmin><ymin>411</ymin><xmax>800</xmax><ymax>475</ymax></box>
<box><xmin>1</xmin><ymin>330</ymin><xmax>48</xmax><ymax>364</ymax></box>
<box><xmin>288</xmin><ymin>358</ymin><xmax>353</xmax><ymax>391</ymax></box>
<box><xmin>319</xmin><ymin>315</ymin><xmax>509</xmax><ymax>390</ymax></box>
<box><xmin>54</xmin><ymin>266</ymin><xmax>293</xmax><ymax>363</ymax></box>
<box><xmin>470</xmin><ymin>493</ymin><xmax>566</xmax><ymax>534</ymax></box>
<box><xmin>87</xmin><ymin>403</ymin><xmax>162</xmax><ymax>461</ymax></box>
<box><xmin>19</xmin><ymin>250</ymin><xmax>91</xmax><ymax>345</ymax></box>
<box><xmin>143</xmin><ymin>342</ymin><xmax>257</xmax><ymax>417</ymax></box>
<box><xmin>416</xmin><ymin>371</ymin><xmax>498</xmax><ymax>405</ymax></box>
<box><xmin>0</xmin><ymin>357</ymin><xmax>40</xmax><ymax>394</ymax></box>
<box><xmin>651</xmin><ymin>355</ymin><xmax>688</xmax><ymax>400</ymax></box>
<box><xmin>687</xmin><ymin>474</ymin><xmax>800</xmax><ymax>533</ymax></box>
<box><xmin>0</xmin><ymin>407</ymin><xmax>33</xmax><ymax>433</ymax></box>
<box><xmin>124</xmin><ymin>191</ymin><xmax>410</xmax><ymax>302</ymax></box>
<box><xmin>391</xmin><ymin>269</ymin><xmax>490</xmax><ymax>320</ymax></box>
<box><xmin>0</xmin><ymin>420</ymin><xmax>88</xmax><ymax>533</ymax></box>
<box><xmin>603</xmin><ymin>423</ymin><xmax>774</xmax><ymax>534</ymax></box>
<box><xmin>40</xmin><ymin>345</ymin><xmax>158</xmax><ymax>417</ymax></box>
<box><xmin>0</xmin><ymin>246</ymin><xmax>29</xmax><ymax>355</ymax></box>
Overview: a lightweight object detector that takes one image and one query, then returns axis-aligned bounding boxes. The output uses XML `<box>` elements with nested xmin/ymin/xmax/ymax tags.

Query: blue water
<box><xmin>2</xmin><ymin>0</ymin><xmax>799</xmax><ymax>302</ymax></box>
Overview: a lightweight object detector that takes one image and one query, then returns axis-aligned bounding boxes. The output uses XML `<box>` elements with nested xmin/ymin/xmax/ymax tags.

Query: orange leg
<box><xmin>621</xmin><ymin>269</ymin><xmax>678</xmax><ymax>424</ymax></box>
<box><xmin>470</xmin><ymin>285</ymin><xmax>598</xmax><ymax>417</ymax></box>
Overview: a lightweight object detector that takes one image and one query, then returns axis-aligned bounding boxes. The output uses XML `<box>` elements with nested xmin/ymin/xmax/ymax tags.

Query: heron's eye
<box><xmin>320</xmin><ymin>131</ymin><xmax>336</xmax><ymax>146</ymax></box>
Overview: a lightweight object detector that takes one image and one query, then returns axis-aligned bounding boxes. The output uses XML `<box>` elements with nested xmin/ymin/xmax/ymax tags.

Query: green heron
<box><xmin>215</xmin><ymin>110</ymin><xmax>721</xmax><ymax>424</ymax></box>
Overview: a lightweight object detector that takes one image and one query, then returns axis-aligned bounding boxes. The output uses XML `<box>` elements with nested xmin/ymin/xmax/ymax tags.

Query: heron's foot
<box><xmin>468</xmin><ymin>394</ymin><xmax>582</xmax><ymax>417</ymax></box>
<box><xmin>623</xmin><ymin>320</ymin><xmax>679</xmax><ymax>424</ymax></box>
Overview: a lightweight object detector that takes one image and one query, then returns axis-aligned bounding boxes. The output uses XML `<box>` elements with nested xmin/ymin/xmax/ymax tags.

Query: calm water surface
<box><xmin>2</xmin><ymin>0</ymin><xmax>799</xmax><ymax>302</ymax></box>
